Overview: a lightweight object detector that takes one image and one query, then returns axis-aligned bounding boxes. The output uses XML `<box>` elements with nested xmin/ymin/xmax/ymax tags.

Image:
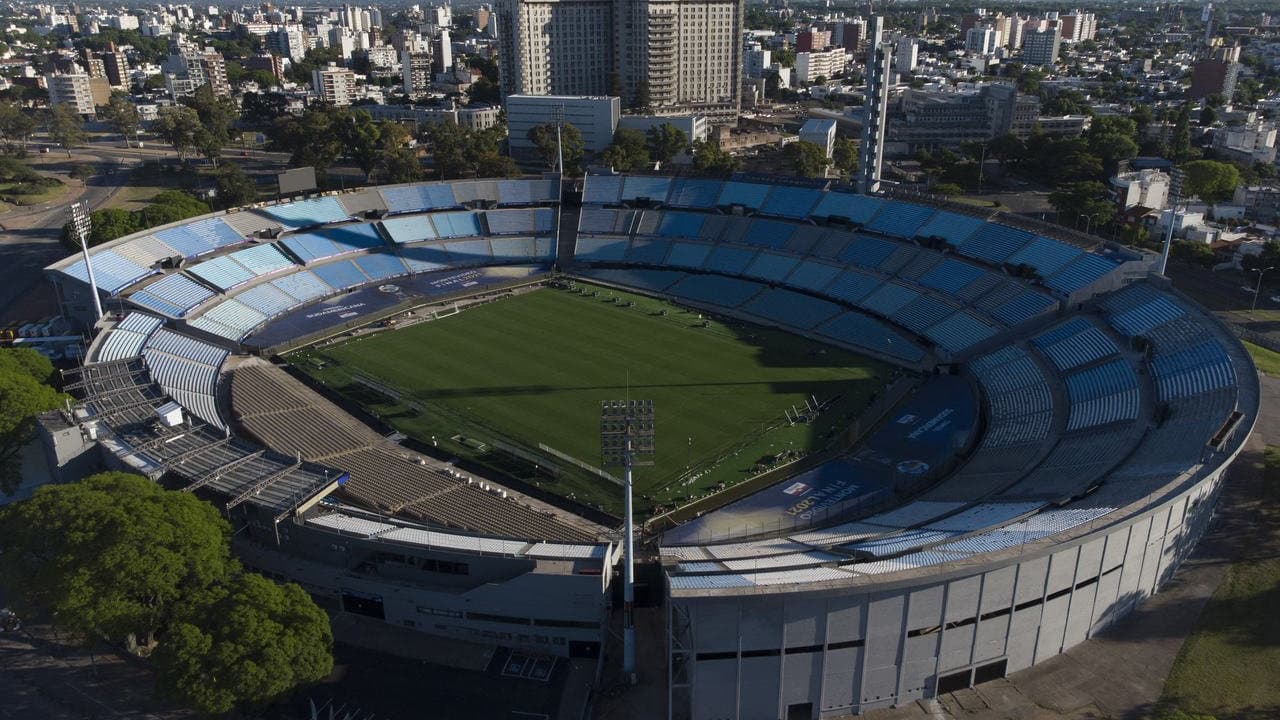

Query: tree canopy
<box><xmin>690</xmin><ymin>140</ymin><xmax>739</xmax><ymax>177</ymax></box>
<box><xmin>423</xmin><ymin>120</ymin><xmax>517</xmax><ymax>179</ymax></box>
<box><xmin>0</xmin><ymin>348</ymin><xmax>64</xmax><ymax>495</ymax></box>
<box><xmin>101</xmin><ymin>95</ymin><xmax>140</xmax><ymax>147</ymax></box>
<box><xmin>1179</xmin><ymin>159</ymin><xmax>1240</xmax><ymax>202</ymax></box>
<box><xmin>1049</xmin><ymin>180</ymin><xmax>1115</xmax><ymax>229</ymax></box>
<box><xmin>0</xmin><ymin>470</ymin><xmax>334</xmax><ymax>714</ymax></box>
<box><xmin>784</xmin><ymin>140</ymin><xmax>830</xmax><ymax>178</ymax></box>
<box><xmin>646</xmin><ymin>123</ymin><xmax>689</xmax><ymax>165</ymax></box>
<box><xmin>601</xmin><ymin>128</ymin><xmax>650</xmax><ymax>172</ymax></box>
<box><xmin>528</xmin><ymin>122</ymin><xmax>584</xmax><ymax>175</ymax></box>
<box><xmin>153</xmin><ymin>573</ymin><xmax>333</xmax><ymax>715</ymax></box>
<box><xmin>46</xmin><ymin>104</ymin><xmax>86</xmax><ymax>157</ymax></box>
<box><xmin>0</xmin><ymin>471</ymin><xmax>235</xmax><ymax>645</ymax></box>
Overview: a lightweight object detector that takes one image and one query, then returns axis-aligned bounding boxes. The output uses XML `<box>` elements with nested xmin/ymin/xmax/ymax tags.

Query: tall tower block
<box><xmin>859</xmin><ymin>15</ymin><xmax>891</xmax><ymax>194</ymax></box>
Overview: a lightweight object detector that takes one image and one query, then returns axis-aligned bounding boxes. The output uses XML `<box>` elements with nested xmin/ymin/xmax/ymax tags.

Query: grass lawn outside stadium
<box><xmin>288</xmin><ymin>283</ymin><xmax>895</xmax><ymax>518</ymax></box>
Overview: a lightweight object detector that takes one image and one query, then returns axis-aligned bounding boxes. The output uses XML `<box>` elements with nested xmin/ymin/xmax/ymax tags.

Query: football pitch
<box><xmin>288</xmin><ymin>283</ymin><xmax>893</xmax><ymax>517</ymax></box>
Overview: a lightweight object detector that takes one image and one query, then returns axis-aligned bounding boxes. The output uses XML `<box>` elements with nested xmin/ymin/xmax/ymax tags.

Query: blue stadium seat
<box><xmin>577</xmin><ymin>268</ymin><xmax>686</xmax><ymax>293</ymax></box>
<box><xmin>785</xmin><ymin>260</ymin><xmax>843</xmax><ymax>292</ymax></box>
<box><xmin>432</xmin><ymin>211</ymin><xmax>483</xmax><ymax>238</ymax></box>
<box><xmin>917</xmin><ymin>258</ymin><xmax>985</xmax><ymax>294</ymax></box>
<box><xmin>271</xmin><ymin>270</ymin><xmax>332</xmax><ymax>302</ymax></box>
<box><xmin>354</xmin><ymin>253</ymin><xmax>410</xmax><ymax>280</ymax></box>
<box><xmin>823</xmin><ymin>269</ymin><xmax>883</xmax><ymax>304</ymax></box>
<box><xmin>575</xmin><ymin>236</ymin><xmax>630</xmax><ymax>262</ymax></box>
<box><xmin>742</xmin><ymin>288</ymin><xmax>842</xmax><ymax>330</ymax></box>
<box><xmin>741</xmin><ymin>220</ymin><xmax>795</xmax><ymax>250</ymax></box>
<box><xmin>263</xmin><ymin>197</ymin><xmax>350</xmax><ymax>230</ymax></box>
<box><xmin>442</xmin><ymin>239</ymin><xmax>493</xmax><ymax>266</ymax></box>
<box><xmin>837</xmin><ymin>235</ymin><xmax>898</xmax><ymax>268</ymax></box>
<box><xmin>621</xmin><ymin>176</ymin><xmax>672</xmax><ymax>202</ymax></box>
<box><xmin>398</xmin><ymin>245</ymin><xmax>454</xmax><ymax>273</ymax></box>
<box><xmin>129</xmin><ymin>273</ymin><xmax>214</xmax><ymax>317</ymax></box>
<box><xmin>666</xmin><ymin>242</ymin><xmax>714</xmax><ymax>269</ymax></box>
<box><xmin>626</xmin><ymin>238</ymin><xmax>672</xmax><ymax>265</ymax></box>
<box><xmin>657</xmin><ymin>212</ymin><xmax>707</xmax><ymax>238</ymax></box>
<box><xmin>154</xmin><ymin>218</ymin><xmax>246</xmax><ymax>258</ymax></box>
<box><xmin>61</xmin><ymin>250</ymin><xmax>154</xmax><ymax>295</ymax></box>
<box><xmin>1150</xmin><ymin>340</ymin><xmax>1235</xmax><ymax>401</ymax></box>
<box><xmin>490</xmin><ymin>237</ymin><xmax>542</xmax><ymax>263</ymax></box>
<box><xmin>379</xmin><ymin>184</ymin><xmax>458</xmax><ymax>214</ymax></box>
<box><xmin>809</xmin><ymin>192</ymin><xmax>883</xmax><ymax>224</ymax></box>
<box><xmin>914</xmin><ymin>211</ymin><xmax>985</xmax><ymax>245</ymax></box>
<box><xmin>923</xmin><ymin>311</ymin><xmax>997</xmax><ymax>354</ymax></box>
<box><xmin>988</xmin><ymin>288</ymin><xmax>1056</xmax><ymax>326</ymax></box>
<box><xmin>187</xmin><ymin>255</ymin><xmax>254</xmax><ymax>291</ymax></box>
<box><xmin>1043</xmin><ymin>253</ymin><xmax>1118</xmax><ymax>295</ymax></box>
<box><xmin>815</xmin><ymin>312</ymin><xmax>926</xmax><ymax>362</ymax></box>
<box><xmin>743</xmin><ymin>252</ymin><xmax>800</xmax><ymax>283</ymax></box>
<box><xmin>891</xmin><ymin>295</ymin><xmax>957</xmax><ymax>333</ymax></box>
<box><xmin>717</xmin><ymin>181</ymin><xmax>772</xmax><ymax>209</ymax></box>
<box><xmin>857</xmin><ymin>282</ymin><xmax>920</xmax><ymax>317</ymax></box>
<box><xmin>381</xmin><ymin>216</ymin><xmax>438</xmax><ymax>244</ymax></box>
<box><xmin>667</xmin><ymin>274</ymin><xmax>764</xmax><ymax>307</ymax></box>
<box><xmin>582</xmin><ymin>175</ymin><xmax>623</xmax><ymax>204</ymax></box>
<box><xmin>1006</xmin><ymin>236</ymin><xmax>1082</xmax><ymax>276</ymax></box>
<box><xmin>864</xmin><ymin>201</ymin><xmax>936</xmax><ymax>239</ymax></box>
<box><xmin>701</xmin><ymin>245</ymin><xmax>758</xmax><ymax>275</ymax></box>
<box><xmin>311</xmin><ymin>259</ymin><xmax>369</xmax><ymax>290</ymax></box>
<box><xmin>235</xmin><ymin>282</ymin><xmax>298</xmax><ymax>317</ymax></box>
<box><xmin>666</xmin><ymin>178</ymin><xmax>724</xmax><ymax>208</ymax></box>
<box><xmin>957</xmin><ymin>223</ymin><xmax>1035</xmax><ymax>265</ymax></box>
<box><xmin>759</xmin><ymin>186</ymin><xmax>822</xmax><ymax>219</ymax></box>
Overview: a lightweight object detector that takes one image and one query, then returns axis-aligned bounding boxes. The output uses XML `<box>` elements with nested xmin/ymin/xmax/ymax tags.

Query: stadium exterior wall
<box><xmin>666</xmin><ymin>450</ymin><xmax>1244</xmax><ymax>719</ymax></box>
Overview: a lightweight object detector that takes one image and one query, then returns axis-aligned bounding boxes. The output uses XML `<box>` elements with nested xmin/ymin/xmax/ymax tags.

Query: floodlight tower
<box><xmin>552</xmin><ymin>103</ymin><xmax>566</xmax><ymax>174</ymax></box>
<box><xmin>600</xmin><ymin>399</ymin><xmax>655</xmax><ymax>684</ymax></box>
<box><xmin>859</xmin><ymin>15</ymin><xmax>891</xmax><ymax>195</ymax></box>
<box><xmin>1158</xmin><ymin>167</ymin><xmax>1184</xmax><ymax>276</ymax></box>
<box><xmin>69</xmin><ymin>201</ymin><xmax>103</xmax><ymax>321</ymax></box>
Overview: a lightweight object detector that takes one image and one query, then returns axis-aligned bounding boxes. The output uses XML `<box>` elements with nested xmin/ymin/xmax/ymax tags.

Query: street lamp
<box><xmin>1251</xmin><ymin>265</ymin><xmax>1277</xmax><ymax>313</ymax></box>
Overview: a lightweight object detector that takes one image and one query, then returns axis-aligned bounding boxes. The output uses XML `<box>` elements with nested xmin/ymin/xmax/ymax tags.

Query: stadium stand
<box><xmin>864</xmin><ymin>201</ymin><xmax>936</xmax><ymax>238</ymax></box>
<box><xmin>380</xmin><ymin>183</ymin><xmax>459</xmax><ymax>215</ymax></box>
<box><xmin>94</xmin><ymin>312</ymin><xmax>163</xmax><ymax>362</ymax></box>
<box><xmin>381</xmin><ymin>216</ymin><xmax>438</xmax><ymax>244</ymax></box>
<box><xmin>814</xmin><ymin>312</ymin><xmax>925</xmax><ymax>362</ymax></box>
<box><xmin>809</xmin><ymin>191</ymin><xmax>883</xmax><ymax>224</ymax></box>
<box><xmin>740</xmin><ymin>288</ymin><xmax>843</xmax><ymax>330</ymax></box>
<box><xmin>280</xmin><ymin>223</ymin><xmax>386</xmax><ymax>263</ymax></box>
<box><xmin>914</xmin><ymin>210</ymin><xmax>986</xmax><ymax>245</ymax></box>
<box><xmin>621</xmin><ymin>175</ymin><xmax>672</xmax><ymax>202</ymax></box>
<box><xmin>759</xmin><ymin>186</ymin><xmax>822</xmax><ymax>219</ymax></box>
<box><xmin>153</xmin><ymin>217</ymin><xmax>246</xmax><ymax>258</ymax></box>
<box><xmin>582</xmin><ymin>175</ymin><xmax>623</xmax><ymax>205</ymax></box>
<box><xmin>956</xmin><ymin>223</ymin><xmax>1035</xmax><ymax>264</ymax></box>
<box><xmin>667</xmin><ymin>274</ymin><xmax>764</xmax><ymax>307</ymax></box>
<box><xmin>429</xmin><ymin>211</ymin><xmax>483</xmax><ymax>238</ymax></box>
<box><xmin>129</xmin><ymin>273</ymin><xmax>215</xmax><ymax>317</ymax></box>
<box><xmin>354</xmin><ymin>252</ymin><xmax>411</xmax><ymax>280</ymax></box>
<box><xmin>717</xmin><ymin>181</ymin><xmax>773</xmax><ymax>210</ymax></box>
<box><xmin>310</xmin><ymin>259</ymin><xmax>370</xmax><ymax>290</ymax></box>
<box><xmin>60</xmin><ymin>249</ymin><xmax>154</xmax><ymax>295</ymax></box>
<box><xmin>666</xmin><ymin>178</ymin><xmax>724</xmax><ymax>209</ymax></box>
<box><xmin>261</xmin><ymin>197</ymin><xmax>351</xmax><ymax>230</ymax></box>
<box><xmin>189</xmin><ymin>298</ymin><xmax>269</xmax><ymax>341</ymax></box>
<box><xmin>187</xmin><ymin>243</ymin><xmax>295</xmax><ymax>291</ymax></box>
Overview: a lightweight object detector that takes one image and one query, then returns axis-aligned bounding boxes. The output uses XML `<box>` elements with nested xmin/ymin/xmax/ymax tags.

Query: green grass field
<box><xmin>1242</xmin><ymin>341</ymin><xmax>1280</xmax><ymax>377</ymax></box>
<box><xmin>1158</xmin><ymin>446</ymin><xmax>1280</xmax><ymax>720</ymax></box>
<box><xmin>288</xmin><ymin>284</ymin><xmax>894</xmax><ymax>517</ymax></box>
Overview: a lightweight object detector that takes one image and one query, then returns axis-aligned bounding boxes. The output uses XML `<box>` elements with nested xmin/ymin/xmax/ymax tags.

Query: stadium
<box><xmin>41</xmin><ymin>173</ymin><xmax>1257</xmax><ymax>719</ymax></box>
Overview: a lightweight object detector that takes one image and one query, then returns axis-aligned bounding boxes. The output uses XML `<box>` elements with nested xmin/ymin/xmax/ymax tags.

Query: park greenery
<box><xmin>0</xmin><ymin>470</ymin><xmax>334</xmax><ymax>715</ymax></box>
<box><xmin>0</xmin><ymin>155</ymin><xmax>63</xmax><ymax>205</ymax></box>
<box><xmin>528</xmin><ymin>122</ymin><xmax>585</xmax><ymax>175</ymax></box>
<box><xmin>0</xmin><ymin>347</ymin><xmax>65</xmax><ymax>495</ymax></box>
<box><xmin>63</xmin><ymin>189</ymin><xmax>210</xmax><ymax>248</ymax></box>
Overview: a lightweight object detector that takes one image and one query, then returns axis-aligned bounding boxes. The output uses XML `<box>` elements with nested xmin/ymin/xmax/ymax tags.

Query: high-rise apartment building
<box><xmin>895</xmin><ymin>37</ymin><xmax>918</xmax><ymax>73</ymax></box>
<box><xmin>402</xmin><ymin>50</ymin><xmax>434</xmax><ymax>97</ymax></box>
<box><xmin>1189</xmin><ymin>45</ymin><xmax>1241</xmax><ymax>101</ymax></box>
<box><xmin>312</xmin><ymin>62</ymin><xmax>357</xmax><ymax>105</ymax></box>
<box><xmin>859</xmin><ymin>16</ymin><xmax>890</xmax><ymax>194</ymax></box>
<box><xmin>45</xmin><ymin>72</ymin><xmax>96</xmax><ymax>115</ymax></box>
<box><xmin>497</xmin><ymin>0</ymin><xmax>743</xmax><ymax>122</ymax></box>
<box><xmin>163</xmin><ymin>41</ymin><xmax>231</xmax><ymax>98</ymax></box>
<box><xmin>965</xmin><ymin>25</ymin><xmax>997</xmax><ymax>55</ymax></box>
<box><xmin>101</xmin><ymin>42</ymin><xmax>129</xmax><ymax>88</ymax></box>
<box><xmin>1022</xmin><ymin>26</ymin><xmax>1060</xmax><ymax>66</ymax></box>
<box><xmin>794</xmin><ymin>48</ymin><xmax>846</xmax><ymax>84</ymax></box>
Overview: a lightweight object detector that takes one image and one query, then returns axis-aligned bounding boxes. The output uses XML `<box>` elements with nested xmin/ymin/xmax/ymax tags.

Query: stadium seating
<box><xmin>836</xmin><ymin>234</ymin><xmax>898</xmax><ymax>268</ymax></box>
<box><xmin>1043</xmin><ymin>253</ymin><xmax>1119</xmax><ymax>295</ymax></box>
<box><xmin>442</xmin><ymin>239</ymin><xmax>494</xmax><ymax>266</ymax></box>
<box><xmin>702</xmin><ymin>245</ymin><xmax>759</xmax><ymax>275</ymax></box>
<box><xmin>665</xmin><ymin>242</ymin><xmax>713</xmax><ymax>269</ymax></box>
<box><xmin>823</xmin><ymin>268</ymin><xmax>884</xmax><ymax>304</ymax></box>
<box><xmin>656</xmin><ymin>212</ymin><xmax>707</xmax><ymax>239</ymax></box>
<box><xmin>96</xmin><ymin>312</ymin><xmax>163</xmax><ymax>363</ymax></box>
<box><xmin>129</xmin><ymin>273</ymin><xmax>215</xmax><ymax>317</ymax></box>
<box><xmin>814</xmin><ymin>312</ymin><xmax>925</xmax><ymax>363</ymax></box>
<box><xmin>381</xmin><ymin>216</ymin><xmax>438</xmax><ymax>244</ymax></box>
<box><xmin>187</xmin><ymin>244</ymin><xmax>296</xmax><ymax>291</ymax></box>
<box><xmin>914</xmin><ymin>211</ymin><xmax>986</xmax><ymax>245</ymax></box>
<box><xmin>62</xmin><ymin>249</ymin><xmax>155</xmax><ymax>295</ymax></box>
<box><xmin>271</xmin><ymin>270</ymin><xmax>333</xmax><ymax>303</ymax></box>
<box><xmin>1032</xmin><ymin>318</ymin><xmax>1120</xmax><ymax>371</ymax></box>
<box><xmin>432</xmin><ymin>211</ymin><xmax>483</xmax><ymax>238</ymax></box>
<box><xmin>740</xmin><ymin>219</ymin><xmax>795</xmax><ymax>250</ymax></box>
<box><xmin>743</xmin><ymin>251</ymin><xmax>800</xmax><ymax>283</ymax></box>
<box><xmin>496</xmin><ymin>178</ymin><xmax>557</xmax><ymax>206</ymax></box>
<box><xmin>485</xmin><ymin>208</ymin><xmax>555</xmax><ymax>235</ymax></box>
<box><xmin>1006</xmin><ymin>236</ymin><xmax>1083</xmax><ymax>276</ymax></box>
<box><xmin>956</xmin><ymin>223</ymin><xmax>1035</xmax><ymax>264</ymax></box>
<box><xmin>923</xmin><ymin>311</ymin><xmax>998</xmax><ymax>354</ymax></box>
<box><xmin>582</xmin><ymin>175</ymin><xmax>623</xmax><ymax>205</ymax></box>
<box><xmin>111</xmin><ymin>235</ymin><xmax>183</xmax><ymax>269</ymax></box>
<box><xmin>666</xmin><ymin>178</ymin><xmax>724</xmax><ymax>209</ymax></box>
<box><xmin>1101</xmin><ymin>283</ymin><xmax>1186</xmax><ymax>336</ymax></box>
<box><xmin>625</xmin><ymin>238</ymin><xmax>671</xmax><ymax>265</ymax></box>
<box><xmin>310</xmin><ymin>259</ymin><xmax>369</xmax><ymax>290</ymax></box>
<box><xmin>621</xmin><ymin>175</ymin><xmax>672</xmax><ymax>202</ymax></box>
<box><xmin>667</xmin><ymin>274</ymin><xmax>764</xmax><ymax>307</ymax></box>
<box><xmin>717</xmin><ymin>181</ymin><xmax>773</xmax><ymax>210</ymax></box>
<box><xmin>281</xmin><ymin>223</ymin><xmax>386</xmax><ymax>263</ymax></box>
<box><xmin>189</xmin><ymin>298</ymin><xmax>269</xmax><ymax>341</ymax></box>
<box><xmin>784</xmin><ymin>260</ymin><xmax>843</xmax><ymax>293</ymax></box>
<box><xmin>1064</xmin><ymin>358</ymin><xmax>1139</xmax><ymax>431</ymax></box>
<box><xmin>141</xmin><ymin>328</ymin><xmax>228</xmax><ymax>427</ymax></box>
<box><xmin>575</xmin><ymin>236</ymin><xmax>630</xmax><ymax>262</ymax></box>
<box><xmin>379</xmin><ymin>183</ymin><xmax>459</xmax><ymax>215</ymax></box>
<box><xmin>490</xmin><ymin>237</ymin><xmax>554</xmax><ymax>264</ymax></box>
<box><xmin>577</xmin><ymin>268</ymin><xmax>686</xmax><ymax>293</ymax></box>
<box><xmin>262</xmin><ymin>197</ymin><xmax>350</xmax><ymax>230</ymax></box>
<box><xmin>917</xmin><ymin>258</ymin><xmax>985</xmax><ymax>295</ymax></box>
<box><xmin>578</xmin><ymin>208</ymin><xmax>633</xmax><ymax>235</ymax></box>
<box><xmin>154</xmin><ymin>218</ymin><xmax>246</xmax><ymax>258</ymax></box>
<box><xmin>759</xmin><ymin>186</ymin><xmax>822</xmax><ymax>219</ymax></box>
<box><xmin>741</xmin><ymin>288</ymin><xmax>843</xmax><ymax>330</ymax></box>
<box><xmin>891</xmin><ymin>295</ymin><xmax>957</xmax><ymax>334</ymax></box>
<box><xmin>809</xmin><ymin>191</ymin><xmax>883</xmax><ymax>224</ymax></box>
<box><xmin>1150</xmin><ymin>339</ymin><xmax>1235</xmax><ymax>402</ymax></box>
<box><xmin>864</xmin><ymin>201</ymin><xmax>936</xmax><ymax>239</ymax></box>
<box><xmin>858</xmin><ymin>282</ymin><xmax>920</xmax><ymax>317</ymax></box>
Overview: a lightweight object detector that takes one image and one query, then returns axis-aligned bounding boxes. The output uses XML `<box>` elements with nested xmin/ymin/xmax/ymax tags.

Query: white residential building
<box><xmin>794</xmin><ymin>48</ymin><xmax>847</xmax><ymax>84</ymax></box>
<box><xmin>895</xmin><ymin>37</ymin><xmax>919</xmax><ymax>73</ymax></box>
<box><xmin>45</xmin><ymin>73</ymin><xmax>95</xmax><ymax>115</ymax></box>
<box><xmin>312</xmin><ymin>62</ymin><xmax>357</xmax><ymax>106</ymax></box>
<box><xmin>965</xmin><ymin>25</ymin><xmax>998</xmax><ymax>56</ymax></box>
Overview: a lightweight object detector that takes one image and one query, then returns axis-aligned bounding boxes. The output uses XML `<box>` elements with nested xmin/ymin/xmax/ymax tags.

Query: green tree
<box><xmin>46</xmin><ymin>104</ymin><xmax>86</xmax><ymax>157</ymax></box>
<box><xmin>101</xmin><ymin>95</ymin><xmax>140</xmax><ymax>147</ymax></box>
<box><xmin>601</xmin><ymin>128</ymin><xmax>650</xmax><ymax>171</ymax></box>
<box><xmin>375</xmin><ymin>121</ymin><xmax>422</xmax><ymax>183</ymax></box>
<box><xmin>832</xmin><ymin>137</ymin><xmax>858</xmax><ymax>178</ymax></box>
<box><xmin>135</xmin><ymin>191</ymin><xmax>211</xmax><ymax>228</ymax></box>
<box><xmin>466</xmin><ymin>76</ymin><xmax>501</xmax><ymax>105</ymax></box>
<box><xmin>774</xmin><ymin>48</ymin><xmax>796</xmax><ymax>68</ymax></box>
<box><xmin>646</xmin><ymin>123</ymin><xmax>688</xmax><ymax>165</ymax></box>
<box><xmin>181</xmin><ymin>84</ymin><xmax>240</xmax><ymax>167</ymax></box>
<box><xmin>1170</xmin><ymin>240</ymin><xmax>1217</xmax><ymax>268</ymax></box>
<box><xmin>0</xmin><ymin>348</ymin><xmax>64</xmax><ymax>494</ymax></box>
<box><xmin>152</xmin><ymin>105</ymin><xmax>202</xmax><ymax>162</ymax></box>
<box><xmin>988</xmin><ymin>133</ymin><xmax>1026</xmax><ymax>167</ymax></box>
<box><xmin>1049</xmin><ymin>180</ymin><xmax>1114</xmax><ymax>228</ymax></box>
<box><xmin>0</xmin><ymin>471</ymin><xmax>236</xmax><ymax>647</ymax></box>
<box><xmin>85</xmin><ymin>207</ymin><xmax>140</xmax><ymax>245</ymax></box>
<box><xmin>690</xmin><ymin>139</ymin><xmax>739</xmax><ymax>177</ymax></box>
<box><xmin>1130</xmin><ymin>104</ymin><xmax>1153</xmax><ymax>136</ymax></box>
<box><xmin>0</xmin><ymin>101</ymin><xmax>36</xmax><ymax>153</ymax></box>
<box><xmin>528</xmin><ymin>122</ymin><xmax>584</xmax><ymax>174</ymax></box>
<box><xmin>1085</xmin><ymin>115</ymin><xmax>1139</xmax><ymax>170</ymax></box>
<box><xmin>214</xmin><ymin>162</ymin><xmax>258</xmax><ymax>209</ymax></box>
<box><xmin>267</xmin><ymin>105</ymin><xmax>348</xmax><ymax>180</ymax></box>
<box><xmin>248</xmin><ymin>69</ymin><xmax>279</xmax><ymax>90</ymax></box>
<box><xmin>343</xmin><ymin>110</ymin><xmax>383</xmax><ymax>181</ymax></box>
<box><xmin>153</xmin><ymin>573</ymin><xmax>333</xmax><ymax>715</ymax></box>
<box><xmin>1180</xmin><ymin>159</ymin><xmax>1240</xmax><ymax>201</ymax></box>
<box><xmin>1170</xmin><ymin>103</ymin><xmax>1194</xmax><ymax>162</ymax></box>
<box><xmin>784</xmin><ymin>140</ymin><xmax>829</xmax><ymax>178</ymax></box>
<box><xmin>241</xmin><ymin>91</ymin><xmax>289</xmax><ymax>126</ymax></box>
